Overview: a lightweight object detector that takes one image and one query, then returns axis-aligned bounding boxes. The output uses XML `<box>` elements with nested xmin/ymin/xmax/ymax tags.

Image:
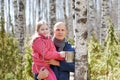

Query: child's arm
<box><xmin>32</xmin><ymin>37</ymin><xmax>64</xmax><ymax>60</ymax></box>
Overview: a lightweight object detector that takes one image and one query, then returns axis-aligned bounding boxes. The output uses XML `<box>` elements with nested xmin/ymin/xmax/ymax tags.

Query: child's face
<box><xmin>38</xmin><ymin>24</ymin><xmax>49</xmax><ymax>36</ymax></box>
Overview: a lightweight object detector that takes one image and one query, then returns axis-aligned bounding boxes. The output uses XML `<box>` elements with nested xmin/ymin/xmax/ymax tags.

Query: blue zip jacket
<box><xmin>50</xmin><ymin>41</ymin><xmax>75</xmax><ymax>80</ymax></box>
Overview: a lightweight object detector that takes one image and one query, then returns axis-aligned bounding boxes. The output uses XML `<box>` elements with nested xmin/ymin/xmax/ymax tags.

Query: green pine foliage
<box><xmin>103</xmin><ymin>18</ymin><xmax>120</xmax><ymax>80</ymax></box>
<box><xmin>88</xmin><ymin>33</ymin><xmax>105</xmax><ymax>80</ymax></box>
<box><xmin>104</xmin><ymin>18</ymin><xmax>119</xmax><ymax>47</ymax></box>
<box><xmin>22</xmin><ymin>38</ymin><xmax>33</xmax><ymax>80</ymax></box>
<box><xmin>88</xmin><ymin>18</ymin><xmax>120</xmax><ymax>80</ymax></box>
<box><xmin>67</xmin><ymin>38</ymin><xmax>75</xmax><ymax>46</ymax></box>
<box><xmin>0</xmin><ymin>21</ymin><xmax>23</xmax><ymax>80</ymax></box>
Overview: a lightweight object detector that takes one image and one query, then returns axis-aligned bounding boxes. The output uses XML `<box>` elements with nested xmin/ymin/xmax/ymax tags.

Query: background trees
<box><xmin>0</xmin><ymin>0</ymin><xmax>120</xmax><ymax>80</ymax></box>
<box><xmin>1</xmin><ymin>0</ymin><xmax>119</xmax><ymax>42</ymax></box>
<box><xmin>74</xmin><ymin>0</ymin><xmax>88</xmax><ymax>79</ymax></box>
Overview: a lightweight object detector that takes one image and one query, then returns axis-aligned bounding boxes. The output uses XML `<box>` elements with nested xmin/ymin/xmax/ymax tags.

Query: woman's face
<box><xmin>38</xmin><ymin>24</ymin><xmax>49</xmax><ymax>36</ymax></box>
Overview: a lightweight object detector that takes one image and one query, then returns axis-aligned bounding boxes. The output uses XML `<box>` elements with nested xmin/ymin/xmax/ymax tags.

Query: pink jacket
<box><xmin>32</xmin><ymin>34</ymin><xmax>63</xmax><ymax>74</ymax></box>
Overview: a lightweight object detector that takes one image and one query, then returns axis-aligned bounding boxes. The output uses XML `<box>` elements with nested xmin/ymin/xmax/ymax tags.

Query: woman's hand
<box><xmin>37</xmin><ymin>67</ymin><xmax>49</xmax><ymax>80</ymax></box>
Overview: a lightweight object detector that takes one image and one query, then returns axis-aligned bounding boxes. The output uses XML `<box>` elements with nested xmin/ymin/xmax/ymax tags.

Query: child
<box><xmin>31</xmin><ymin>20</ymin><xmax>65</xmax><ymax>80</ymax></box>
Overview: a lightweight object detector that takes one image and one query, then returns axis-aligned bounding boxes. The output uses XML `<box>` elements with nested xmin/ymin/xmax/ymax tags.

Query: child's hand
<box><xmin>37</xmin><ymin>67</ymin><xmax>49</xmax><ymax>80</ymax></box>
<box><xmin>59</xmin><ymin>51</ymin><xmax>66</xmax><ymax>58</ymax></box>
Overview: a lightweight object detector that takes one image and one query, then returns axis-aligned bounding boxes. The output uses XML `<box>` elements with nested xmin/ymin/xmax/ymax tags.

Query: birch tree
<box><xmin>64</xmin><ymin>0</ymin><xmax>74</xmax><ymax>39</ymax></box>
<box><xmin>0</xmin><ymin>0</ymin><xmax>5</xmax><ymax>56</ymax></box>
<box><xmin>74</xmin><ymin>0</ymin><xmax>88</xmax><ymax>80</ymax></box>
<box><xmin>87</xmin><ymin>0</ymin><xmax>98</xmax><ymax>39</ymax></box>
<box><xmin>118</xmin><ymin>0</ymin><xmax>120</xmax><ymax>30</ymax></box>
<box><xmin>68</xmin><ymin>0</ymin><xmax>74</xmax><ymax>39</ymax></box>
<box><xmin>13</xmin><ymin>0</ymin><xmax>18</xmax><ymax>36</ymax></box>
<box><xmin>0</xmin><ymin>0</ymin><xmax>5</xmax><ymax>33</ymax></box>
<box><xmin>49</xmin><ymin>0</ymin><xmax>56</xmax><ymax>35</ymax></box>
<box><xmin>18</xmin><ymin>0</ymin><xmax>26</xmax><ymax>53</ymax></box>
<box><xmin>100</xmin><ymin>0</ymin><xmax>110</xmax><ymax>45</ymax></box>
<box><xmin>0</xmin><ymin>0</ymin><xmax>4</xmax><ymax>23</ymax></box>
<box><xmin>110</xmin><ymin>0</ymin><xmax>118</xmax><ymax>29</ymax></box>
<box><xmin>96</xmin><ymin>0</ymin><xmax>101</xmax><ymax>40</ymax></box>
<box><xmin>14</xmin><ymin>0</ymin><xmax>26</xmax><ymax>53</ymax></box>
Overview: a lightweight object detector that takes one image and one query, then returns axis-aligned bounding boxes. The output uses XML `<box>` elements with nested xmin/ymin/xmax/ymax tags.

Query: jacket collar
<box><xmin>39</xmin><ymin>34</ymin><xmax>51</xmax><ymax>39</ymax></box>
<box><xmin>39</xmin><ymin>34</ymin><xmax>47</xmax><ymax>39</ymax></box>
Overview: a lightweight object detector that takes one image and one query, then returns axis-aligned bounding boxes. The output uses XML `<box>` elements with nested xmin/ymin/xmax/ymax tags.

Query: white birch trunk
<box><xmin>0</xmin><ymin>0</ymin><xmax>2</xmax><ymax>15</ymax></box>
<box><xmin>31</xmin><ymin>0</ymin><xmax>34</xmax><ymax>33</ymax></box>
<box><xmin>0</xmin><ymin>0</ymin><xmax>4</xmax><ymax>24</ymax></box>
<box><xmin>7</xmin><ymin>0</ymin><xmax>11</xmax><ymax>33</ymax></box>
<box><xmin>118</xmin><ymin>0</ymin><xmax>120</xmax><ymax>30</ymax></box>
<box><xmin>29</xmin><ymin>0</ymin><xmax>32</xmax><ymax>35</ymax></box>
<box><xmin>32</xmin><ymin>0</ymin><xmax>36</xmax><ymax>30</ymax></box>
<box><xmin>64</xmin><ymin>0</ymin><xmax>74</xmax><ymax>40</ymax></box>
<box><xmin>67</xmin><ymin>0</ymin><xmax>74</xmax><ymax>40</ymax></box>
<box><xmin>96</xmin><ymin>0</ymin><xmax>101</xmax><ymax>40</ymax></box>
<box><xmin>36</xmin><ymin>0</ymin><xmax>40</xmax><ymax>22</ymax></box>
<box><xmin>4</xmin><ymin>0</ymin><xmax>8</xmax><ymax>32</ymax></box>
<box><xmin>87</xmin><ymin>0</ymin><xmax>98</xmax><ymax>39</ymax></box>
<box><xmin>46</xmin><ymin>0</ymin><xmax>50</xmax><ymax>23</ymax></box>
<box><xmin>6</xmin><ymin>0</ymin><xmax>12</xmax><ymax>33</ymax></box>
<box><xmin>13</xmin><ymin>0</ymin><xmax>18</xmax><ymax>36</ymax></box>
<box><xmin>49</xmin><ymin>0</ymin><xmax>56</xmax><ymax>35</ymax></box>
<box><xmin>110</xmin><ymin>0</ymin><xmax>118</xmax><ymax>29</ymax></box>
<box><xmin>14</xmin><ymin>0</ymin><xmax>26</xmax><ymax>53</ymax></box>
<box><xmin>18</xmin><ymin>0</ymin><xmax>26</xmax><ymax>53</ymax></box>
<box><xmin>74</xmin><ymin>0</ymin><xmax>88</xmax><ymax>80</ymax></box>
<box><xmin>100</xmin><ymin>0</ymin><xmax>110</xmax><ymax>45</ymax></box>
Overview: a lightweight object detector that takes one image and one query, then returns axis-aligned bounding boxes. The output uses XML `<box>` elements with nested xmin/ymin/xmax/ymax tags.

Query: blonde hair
<box><xmin>30</xmin><ymin>20</ymin><xmax>48</xmax><ymax>45</ymax></box>
<box><xmin>35</xmin><ymin>20</ymin><xmax>48</xmax><ymax>32</ymax></box>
